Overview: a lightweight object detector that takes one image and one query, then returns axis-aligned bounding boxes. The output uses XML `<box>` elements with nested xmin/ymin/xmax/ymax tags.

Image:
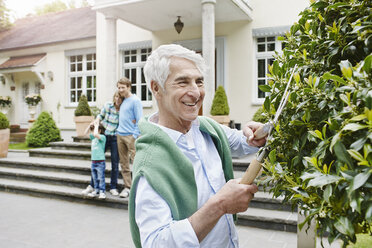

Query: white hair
<box><xmin>143</xmin><ymin>44</ymin><xmax>206</xmax><ymax>92</ymax></box>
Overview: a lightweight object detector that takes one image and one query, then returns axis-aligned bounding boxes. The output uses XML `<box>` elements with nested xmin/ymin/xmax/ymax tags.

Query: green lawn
<box><xmin>346</xmin><ymin>234</ymin><xmax>372</xmax><ymax>248</ymax></box>
<box><xmin>8</xmin><ymin>142</ymin><xmax>30</xmax><ymax>150</ymax></box>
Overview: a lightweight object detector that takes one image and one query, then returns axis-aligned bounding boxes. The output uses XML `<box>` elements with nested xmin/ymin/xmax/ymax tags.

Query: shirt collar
<box><xmin>148</xmin><ymin>112</ymin><xmax>200</xmax><ymax>144</ymax></box>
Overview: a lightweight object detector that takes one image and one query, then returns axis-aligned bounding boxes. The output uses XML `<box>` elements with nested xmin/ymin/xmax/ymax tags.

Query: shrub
<box><xmin>0</xmin><ymin>112</ymin><xmax>9</xmax><ymax>129</ymax></box>
<box><xmin>74</xmin><ymin>94</ymin><xmax>92</xmax><ymax>116</ymax></box>
<box><xmin>211</xmin><ymin>86</ymin><xmax>229</xmax><ymax>115</ymax></box>
<box><xmin>90</xmin><ymin>106</ymin><xmax>100</xmax><ymax>118</ymax></box>
<box><xmin>259</xmin><ymin>0</ymin><xmax>371</xmax><ymax>246</ymax></box>
<box><xmin>26</xmin><ymin>111</ymin><xmax>62</xmax><ymax>147</ymax></box>
<box><xmin>252</xmin><ymin>106</ymin><xmax>269</xmax><ymax>123</ymax></box>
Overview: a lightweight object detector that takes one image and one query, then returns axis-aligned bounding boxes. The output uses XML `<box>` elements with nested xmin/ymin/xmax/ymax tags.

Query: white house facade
<box><xmin>0</xmin><ymin>0</ymin><xmax>309</xmax><ymax>131</ymax></box>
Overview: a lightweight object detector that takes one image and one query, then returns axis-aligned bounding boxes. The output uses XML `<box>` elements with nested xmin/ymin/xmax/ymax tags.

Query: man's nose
<box><xmin>187</xmin><ymin>82</ymin><xmax>201</xmax><ymax>97</ymax></box>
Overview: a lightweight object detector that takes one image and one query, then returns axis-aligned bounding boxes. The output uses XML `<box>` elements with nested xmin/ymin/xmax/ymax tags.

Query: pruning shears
<box><xmin>241</xmin><ymin>65</ymin><xmax>298</xmax><ymax>185</ymax></box>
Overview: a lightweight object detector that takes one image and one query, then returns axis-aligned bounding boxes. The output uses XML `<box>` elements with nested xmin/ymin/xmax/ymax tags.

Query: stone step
<box><xmin>237</xmin><ymin>207</ymin><xmax>297</xmax><ymax>232</ymax></box>
<box><xmin>0</xmin><ymin>156</ymin><xmax>288</xmax><ymax>212</ymax></box>
<box><xmin>28</xmin><ymin>147</ymin><xmax>112</xmax><ymax>161</ymax></box>
<box><xmin>50</xmin><ymin>141</ymin><xmax>91</xmax><ymax>151</ymax></box>
<box><xmin>72</xmin><ymin>136</ymin><xmax>91</xmax><ymax>143</ymax></box>
<box><xmin>0</xmin><ymin>154</ymin><xmax>118</xmax><ymax>178</ymax></box>
<box><xmin>0</xmin><ymin>150</ymin><xmax>297</xmax><ymax>232</ymax></box>
<box><xmin>0</xmin><ymin>166</ymin><xmax>124</xmax><ymax>190</ymax></box>
<box><xmin>0</xmin><ymin>155</ymin><xmax>250</xmax><ymax>184</ymax></box>
<box><xmin>10</xmin><ymin>132</ymin><xmax>27</xmax><ymax>143</ymax></box>
<box><xmin>0</xmin><ymin>178</ymin><xmax>128</xmax><ymax>209</ymax></box>
<box><xmin>0</xmin><ymin>177</ymin><xmax>297</xmax><ymax>232</ymax></box>
<box><xmin>29</xmin><ymin>147</ymin><xmax>251</xmax><ymax>172</ymax></box>
<box><xmin>0</xmin><ymin>154</ymin><xmax>91</xmax><ymax>174</ymax></box>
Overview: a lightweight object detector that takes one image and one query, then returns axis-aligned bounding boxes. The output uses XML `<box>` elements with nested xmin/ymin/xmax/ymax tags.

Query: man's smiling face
<box><xmin>154</xmin><ymin>57</ymin><xmax>205</xmax><ymax>132</ymax></box>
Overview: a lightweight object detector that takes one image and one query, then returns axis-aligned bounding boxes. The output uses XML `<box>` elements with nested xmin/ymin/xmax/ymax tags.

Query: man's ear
<box><xmin>151</xmin><ymin>81</ymin><xmax>161</xmax><ymax>97</ymax></box>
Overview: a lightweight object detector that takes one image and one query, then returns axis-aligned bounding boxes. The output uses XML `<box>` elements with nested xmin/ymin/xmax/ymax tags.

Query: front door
<box><xmin>19</xmin><ymin>81</ymin><xmax>41</xmax><ymax>128</ymax></box>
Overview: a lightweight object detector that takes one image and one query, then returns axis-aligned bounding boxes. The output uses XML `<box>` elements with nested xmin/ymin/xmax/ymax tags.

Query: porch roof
<box><xmin>93</xmin><ymin>0</ymin><xmax>253</xmax><ymax>31</ymax></box>
<box><xmin>0</xmin><ymin>54</ymin><xmax>46</xmax><ymax>70</ymax></box>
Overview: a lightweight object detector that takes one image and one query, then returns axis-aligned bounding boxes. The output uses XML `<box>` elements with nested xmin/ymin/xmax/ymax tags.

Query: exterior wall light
<box><xmin>47</xmin><ymin>71</ymin><xmax>54</xmax><ymax>81</ymax></box>
<box><xmin>174</xmin><ymin>16</ymin><xmax>184</xmax><ymax>34</ymax></box>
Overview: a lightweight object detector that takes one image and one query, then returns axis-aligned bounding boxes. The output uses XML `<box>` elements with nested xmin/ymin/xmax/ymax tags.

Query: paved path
<box><xmin>0</xmin><ymin>191</ymin><xmax>342</xmax><ymax>248</ymax></box>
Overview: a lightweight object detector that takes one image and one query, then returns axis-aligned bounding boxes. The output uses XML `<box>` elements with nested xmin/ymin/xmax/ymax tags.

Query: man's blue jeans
<box><xmin>91</xmin><ymin>161</ymin><xmax>106</xmax><ymax>192</ymax></box>
<box><xmin>90</xmin><ymin>135</ymin><xmax>119</xmax><ymax>190</ymax></box>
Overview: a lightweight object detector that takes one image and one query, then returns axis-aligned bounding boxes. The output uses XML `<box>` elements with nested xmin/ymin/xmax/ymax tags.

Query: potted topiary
<box><xmin>210</xmin><ymin>85</ymin><xmax>230</xmax><ymax>126</ymax></box>
<box><xmin>74</xmin><ymin>94</ymin><xmax>94</xmax><ymax>137</ymax></box>
<box><xmin>26</xmin><ymin>111</ymin><xmax>62</xmax><ymax>147</ymax></box>
<box><xmin>0</xmin><ymin>112</ymin><xmax>10</xmax><ymax>158</ymax></box>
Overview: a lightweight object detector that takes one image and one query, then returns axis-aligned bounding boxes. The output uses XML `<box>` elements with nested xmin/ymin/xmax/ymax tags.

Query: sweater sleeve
<box><xmin>135</xmin><ymin>176</ymin><xmax>199</xmax><ymax>248</ymax></box>
<box><xmin>134</xmin><ymin>98</ymin><xmax>143</xmax><ymax>124</ymax></box>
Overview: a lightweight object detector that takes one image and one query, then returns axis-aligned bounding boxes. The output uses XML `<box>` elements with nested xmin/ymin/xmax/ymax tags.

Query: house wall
<box><xmin>1</xmin><ymin>0</ymin><xmax>310</xmax><ymax>130</ymax></box>
<box><xmin>0</xmin><ymin>65</ymin><xmax>16</xmax><ymax>125</ymax></box>
<box><xmin>142</xmin><ymin>0</ymin><xmax>309</xmax><ymax>125</ymax></box>
<box><xmin>96</xmin><ymin>12</ymin><xmax>152</xmax><ymax>116</ymax></box>
<box><xmin>0</xmin><ymin>39</ymin><xmax>96</xmax><ymax>129</ymax></box>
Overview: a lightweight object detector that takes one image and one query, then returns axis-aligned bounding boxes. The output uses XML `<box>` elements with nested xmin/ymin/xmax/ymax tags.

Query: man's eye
<box><xmin>196</xmin><ymin>80</ymin><xmax>204</xmax><ymax>86</ymax></box>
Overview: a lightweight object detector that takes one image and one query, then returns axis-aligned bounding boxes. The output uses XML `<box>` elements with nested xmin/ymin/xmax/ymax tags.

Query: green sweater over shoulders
<box><xmin>129</xmin><ymin>116</ymin><xmax>234</xmax><ymax>248</ymax></box>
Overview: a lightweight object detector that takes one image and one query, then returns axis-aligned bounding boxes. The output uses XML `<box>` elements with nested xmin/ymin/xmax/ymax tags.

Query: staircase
<box><xmin>0</xmin><ymin>137</ymin><xmax>297</xmax><ymax>233</ymax></box>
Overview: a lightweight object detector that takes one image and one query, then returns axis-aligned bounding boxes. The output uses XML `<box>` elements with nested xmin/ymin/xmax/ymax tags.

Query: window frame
<box><xmin>67</xmin><ymin>52</ymin><xmax>97</xmax><ymax>106</ymax></box>
<box><xmin>252</xmin><ymin>36</ymin><xmax>283</xmax><ymax>105</ymax></box>
<box><xmin>120</xmin><ymin>45</ymin><xmax>152</xmax><ymax>107</ymax></box>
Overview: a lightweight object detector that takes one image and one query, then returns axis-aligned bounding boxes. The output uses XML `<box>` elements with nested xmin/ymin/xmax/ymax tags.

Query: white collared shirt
<box><xmin>135</xmin><ymin>113</ymin><xmax>259</xmax><ymax>247</ymax></box>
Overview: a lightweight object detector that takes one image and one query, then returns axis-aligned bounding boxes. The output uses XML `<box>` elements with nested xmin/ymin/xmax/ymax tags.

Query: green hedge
<box><xmin>252</xmin><ymin>106</ymin><xmax>269</xmax><ymax>123</ymax></box>
<box><xmin>260</xmin><ymin>0</ymin><xmax>371</xmax><ymax>246</ymax></box>
<box><xmin>26</xmin><ymin>111</ymin><xmax>62</xmax><ymax>147</ymax></box>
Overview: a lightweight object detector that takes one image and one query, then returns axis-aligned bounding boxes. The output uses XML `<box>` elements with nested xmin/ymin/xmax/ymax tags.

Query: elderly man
<box><xmin>129</xmin><ymin>44</ymin><xmax>266</xmax><ymax>247</ymax></box>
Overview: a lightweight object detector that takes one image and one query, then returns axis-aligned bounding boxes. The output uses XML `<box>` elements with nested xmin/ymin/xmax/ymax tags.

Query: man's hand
<box><xmin>215</xmin><ymin>178</ymin><xmax>258</xmax><ymax>214</ymax></box>
<box><xmin>188</xmin><ymin>178</ymin><xmax>258</xmax><ymax>242</ymax></box>
<box><xmin>243</xmin><ymin>121</ymin><xmax>267</xmax><ymax>147</ymax></box>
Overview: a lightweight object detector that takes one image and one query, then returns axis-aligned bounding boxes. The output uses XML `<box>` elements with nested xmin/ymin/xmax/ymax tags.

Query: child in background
<box><xmin>85</xmin><ymin>119</ymin><xmax>107</xmax><ymax>199</ymax></box>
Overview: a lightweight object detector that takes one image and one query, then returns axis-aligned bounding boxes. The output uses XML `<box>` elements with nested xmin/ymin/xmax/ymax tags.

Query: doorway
<box><xmin>19</xmin><ymin>81</ymin><xmax>41</xmax><ymax>128</ymax></box>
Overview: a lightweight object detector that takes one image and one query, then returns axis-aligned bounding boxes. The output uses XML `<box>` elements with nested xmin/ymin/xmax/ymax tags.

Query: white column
<box><xmin>201</xmin><ymin>0</ymin><xmax>216</xmax><ymax>116</ymax></box>
<box><xmin>104</xmin><ymin>16</ymin><xmax>117</xmax><ymax>102</ymax></box>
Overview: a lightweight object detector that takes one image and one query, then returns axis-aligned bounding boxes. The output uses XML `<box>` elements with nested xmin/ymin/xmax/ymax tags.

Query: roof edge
<box><xmin>0</xmin><ymin>36</ymin><xmax>96</xmax><ymax>53</ymax></box>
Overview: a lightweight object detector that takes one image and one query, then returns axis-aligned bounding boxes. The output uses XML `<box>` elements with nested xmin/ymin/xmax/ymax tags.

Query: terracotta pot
<box><xmin>210</xmin><ymin>115</ymin><xmax>230</xmax><ymax>126</ymax></box>
<box><xmin>74</xmin><ymin>116</ymin><xmax>94</xmax><ymax>137</ymax></box>
<box><xmin>0</xmin><ymin>128</ymin><xmax>10</xmax><ymax>158</ymax></box>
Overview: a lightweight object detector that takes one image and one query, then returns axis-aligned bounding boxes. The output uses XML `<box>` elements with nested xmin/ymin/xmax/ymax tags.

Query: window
<box><xmin>255</xmin><ymin>36</ymin><xmax>282</xmax><ymax>101</ymax></box>
<box><xmin>122</xmin><ymin>47</ymin><xmax>152</xmax><ymax>106</ymax></box>
<box><xmin>68</xmin><ymin>53</ymin><xmax>96</xmax><ymax>104</ymax></box>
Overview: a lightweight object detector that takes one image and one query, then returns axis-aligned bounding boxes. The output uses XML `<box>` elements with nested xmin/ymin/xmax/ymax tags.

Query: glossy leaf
<box><xmin>350</xmin><ymin>170</ymin><xmax>371</xmax><ymax>191</ymax></box>
<box><xmin>323</xmin><ymin>184</ymin><xmax>332</xmax><ymax>203</ymax></box>
<box><xmin>258</xmin><ymin>85</ymin><xmax>272</xmax><ymax>92</ymax></box>
<box><xmin>323</xmin><ymin>72</ymin><xmax>346</xmax><ymax>85</ymax></box>
<box><xmin>334</xmin><ymin>217</ymin><xmax>354</xmax><ymax>236</ymax></box>
<box><xmin>347</xmin><ymin>149</ymin><xmax>364</xmax><ymax>162</ymax></box>
<box><xmin>307</xmin><ymin>174</ymin><xmax>341</xmax><ymax>187</ymax></box>
<box><xmin>334</xmin><ymin>141</ymin><xmax>353</xmax><ymax>167</ymax></box>
<box><xmin>342</xmin><ymin>123</ymin><xmax>368</xmax><ymax>132</ymax></box>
